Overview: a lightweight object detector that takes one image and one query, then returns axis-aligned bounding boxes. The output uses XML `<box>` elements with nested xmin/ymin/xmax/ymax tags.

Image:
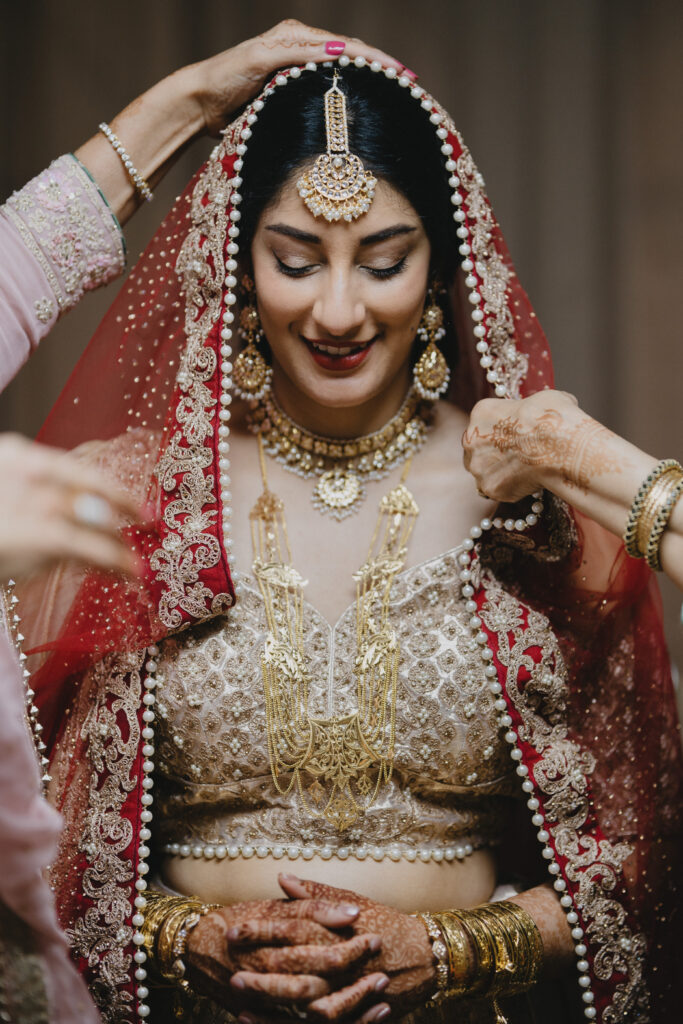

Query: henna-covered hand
<box><xmin>251</xmin><ymin>875</ymin><xmax>437</xmax><ymax>1019</ymax></box>
<box><xmin>185</xmin><ymin>895</ymin><xmax>387</xmax><ymax>1019</ymax></box>
<box><xmin>462</xmin><ymin>390</ymin><xmax>623</xmax><ymax>502</ymax></box>
<box><xmin>187</xmin><ymin>20</ymin><xmax>405</xmax><ymax>136</ymax></box>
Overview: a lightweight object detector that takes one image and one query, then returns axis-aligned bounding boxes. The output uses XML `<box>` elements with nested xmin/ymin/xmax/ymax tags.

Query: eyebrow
<box><xmin>265</xmin><ymin>223</ymin><xmax>417</xmax><ymax>246</ymax></box>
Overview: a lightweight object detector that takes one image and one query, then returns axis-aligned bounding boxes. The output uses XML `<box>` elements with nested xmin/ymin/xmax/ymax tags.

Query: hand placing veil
<box><xmin>463</xmin><ymin>389</ymin><xmax>683</xmax><ymax>589</ymax></box>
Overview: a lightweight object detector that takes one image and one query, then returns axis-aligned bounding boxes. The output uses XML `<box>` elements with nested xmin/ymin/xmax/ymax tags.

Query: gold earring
<box><xmin>413</xmin><ymin>292</ymin><xmax>450</xmax><ymax>401</ymax></box>
<box><xmin>232</xmin><ymin>277</ymin><xmax>272</xmax><ymax>401</ymax></box>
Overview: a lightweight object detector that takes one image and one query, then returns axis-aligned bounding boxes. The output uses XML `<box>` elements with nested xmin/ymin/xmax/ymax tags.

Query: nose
<box><xmin>311</xmin><ymin>272</ymin><xmax>367</xmax><ymax>339</ymax></box>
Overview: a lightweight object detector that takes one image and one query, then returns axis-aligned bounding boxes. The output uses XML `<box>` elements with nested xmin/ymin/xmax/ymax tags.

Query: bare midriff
<box><xmin>161</xmin><ymin>848</ymin><xmax>498</xmax><ymax>913</ymax></box>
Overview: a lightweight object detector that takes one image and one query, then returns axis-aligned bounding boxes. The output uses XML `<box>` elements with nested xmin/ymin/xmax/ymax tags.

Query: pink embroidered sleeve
<box><xmin>0</xmin><ymin>154</ymin><xmax>125</xmax><ymax>392</ymax></box>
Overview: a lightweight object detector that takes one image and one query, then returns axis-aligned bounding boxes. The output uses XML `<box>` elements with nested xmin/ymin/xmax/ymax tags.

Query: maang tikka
<box><xmin>232</xmin><ymin>275</ymin><xmax>272</xmax><ymax>401</ymax></box>
<box><xmin>297</xmin><ymin>72</ymin><xmax>377</xmax><ymax>222</ymax></box>
<box><xmin>413</xmin><ymin>288</ymin><xmax>450</xmax><ymax>401</ymax></box>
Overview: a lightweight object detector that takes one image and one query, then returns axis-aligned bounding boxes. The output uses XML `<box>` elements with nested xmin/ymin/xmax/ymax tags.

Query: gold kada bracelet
<box><xmin>140</xmin><ymin>891</ymin><xmax>220</xmax><ymax>991</ymax></box>
<box><xmin>419</xmin><ymin>901</ymin><xmax>543</xmax><ymax>1008</ymax></box>
<box><xmin>623</xmin><ymin>459</ymin><xmax>682</xmax><ymax>561</ymax></box>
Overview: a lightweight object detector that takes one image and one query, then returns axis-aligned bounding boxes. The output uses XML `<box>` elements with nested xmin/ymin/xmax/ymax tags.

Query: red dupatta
<box><xmin>19</xmin><ymin>63</ymin><xmax>682</xmax><ymax>1024</ymax></box>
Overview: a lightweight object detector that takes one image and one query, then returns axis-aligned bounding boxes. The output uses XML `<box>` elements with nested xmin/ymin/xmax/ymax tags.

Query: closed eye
<box><xmin>274</xmin><ymin>255</ymin><xmax>317</xmax><ymax>277</ymax></box>
<box><xmin>274</xmin><ymin>255</ymin><xmax>408</xmax><ymax>280</ymax></box>
<box><xmin>364</xmin><ymin>257</ymin><xmax>407</xmax><ymax>280</ymax></box>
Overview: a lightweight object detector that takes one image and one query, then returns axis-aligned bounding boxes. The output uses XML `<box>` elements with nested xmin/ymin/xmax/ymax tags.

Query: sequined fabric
<box><xmin>155</xmin><ymin>547</ymin><xmax>519</xmax><ymax>856</ymax></box>
<box><xmin>2</xmin><ymin>154</ymin><xmax>124</xmax><ymax>318</ymax></box>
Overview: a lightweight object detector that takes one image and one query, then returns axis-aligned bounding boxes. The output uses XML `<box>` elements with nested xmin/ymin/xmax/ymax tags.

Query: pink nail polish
<box><xmin>325</xmin><ymin>40</ymin><xmax>346</xmax><ymax>56</ymax></box>
<box><xmin>374</xmin><ymin>975</ymin><xmax>390</xmax><ymax>992</ymax></box>
<box><xmin>342</xmin><ymin>903</ymin><xmax>359</xmax><ymax>915</ymax></box>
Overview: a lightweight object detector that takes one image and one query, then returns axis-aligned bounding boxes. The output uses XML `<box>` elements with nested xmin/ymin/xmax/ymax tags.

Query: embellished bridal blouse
<box><xmin>154</xmin><ymin>548</ymin><xmax>520</xmax><ymax>864</ymax></box>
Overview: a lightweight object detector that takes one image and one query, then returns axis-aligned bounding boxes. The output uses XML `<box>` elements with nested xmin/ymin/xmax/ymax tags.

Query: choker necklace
<box><xmin>247</xmin><ymin>387</ymin><xmax>434</xmax><ymax>519</ymax></box>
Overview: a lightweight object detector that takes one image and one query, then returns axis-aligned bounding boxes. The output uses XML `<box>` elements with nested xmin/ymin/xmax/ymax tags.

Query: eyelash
<box><xmin>274</xmin><ymin>256</ymin><xmax>407</xmax><ymax>280</ymax></box>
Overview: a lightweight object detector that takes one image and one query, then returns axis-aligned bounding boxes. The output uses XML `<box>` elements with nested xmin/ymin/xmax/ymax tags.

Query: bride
<box><xmin>9</xmin><ymin>20</ymin><xmax>682</xmax><ymax>1024</ymax></box>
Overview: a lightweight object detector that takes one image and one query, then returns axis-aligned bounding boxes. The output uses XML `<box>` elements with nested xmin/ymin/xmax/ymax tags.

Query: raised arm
<box><xmin>462</xmin><ymin>390</ymin><xmax>683</xmax><ymax>589</ymax></box>
<box><xmin>74</xmin><ymin>20</ymin><xmax>404</xmax><ymax>224</ymax></box>
<box><xmin>0</xmin><ymin>21</ymin><xmax>405</xmax><ymax>392</ymax></box>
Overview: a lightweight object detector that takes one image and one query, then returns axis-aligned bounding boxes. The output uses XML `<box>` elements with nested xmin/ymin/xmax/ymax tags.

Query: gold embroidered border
<box><xmin>63</xmin><ymin>651</ymin><xmax>145</xmax><ymax>1023</ymax></box>
<box><xmin>478</xmin><ymin>574</ymin><xmax>648</xmax><ymax>1020</ymax></box>
<box><xmin>423</xmin><ymin>96</ymin><xmax>529</xmax><ymax>400</ymax></box>
<box><xmin>151</xmin><ymin>129</ymin><xmax>241</xmax><ymax>629</ymax></box>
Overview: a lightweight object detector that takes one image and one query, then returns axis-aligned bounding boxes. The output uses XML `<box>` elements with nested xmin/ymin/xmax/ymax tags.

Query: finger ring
<box><xmin>72</xmin><ymin>492</ymin><xmax>112</xmax><ymax>529</ymax></box>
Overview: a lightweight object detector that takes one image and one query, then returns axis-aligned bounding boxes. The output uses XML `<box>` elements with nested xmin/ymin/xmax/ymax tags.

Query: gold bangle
<box><xmin>645</xmin><ymin>472</ymin><xmax>683</xmax><ymax>571</ymax></box>
<box><xmin>432</xmin><ymin>902</ymin><xmax>543</xmax><ymax>1001</ymax></box>
<box><xmin>139</xmin><ymin>891</ymin><xmax>220</xmax><ymax>988</ymax></box>
<box><xmin>623</xmin><ymin>459</ymin><xmax>681</xmax><ymax>558</ymax></box>
<box><xmin>430</xmin><ymin>911</ymin><xmax>474</xmax><ymax>997</ymax></box>
<box><xmin>415</xmin><ymin>913</ymin><xmax>451</xmax><ymax>1000</ymax></box>
<box><xmin>636</xmin><ymin>469</ymin><xmax>682</xmax><ymax>556</ymax></box>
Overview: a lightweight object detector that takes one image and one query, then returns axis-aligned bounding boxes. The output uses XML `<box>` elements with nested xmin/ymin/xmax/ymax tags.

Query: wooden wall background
<box><xmin>1</xmin><ymin>0</ymin><xmax>681</xmax><ymax>690</ymax></box>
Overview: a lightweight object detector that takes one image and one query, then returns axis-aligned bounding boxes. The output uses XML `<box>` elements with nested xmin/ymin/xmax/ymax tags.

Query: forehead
<box><xmin>256</xmin><ymin>177</ymin><xmax>423</xmax><ymax>242</ymax></box>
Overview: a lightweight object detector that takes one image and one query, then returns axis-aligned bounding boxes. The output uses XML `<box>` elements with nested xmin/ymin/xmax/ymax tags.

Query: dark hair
<box><xmin>239</xmin><ymin>66</ymin><xmax>461</xmax><ymax>281</ymax></box>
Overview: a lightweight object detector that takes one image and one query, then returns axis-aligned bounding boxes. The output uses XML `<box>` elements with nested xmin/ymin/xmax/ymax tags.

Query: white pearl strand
<box><xmin>125</xmin><ymin>58</ymin><xmax>595</xmax><ymax>1021</ymax></box>
<box><xmin>161</xmin><ymin>840</ymin><xmax>477</xmax><ymax>864</ymax></box>
<box><xmin>3</xmin><ymin>579</ymin><xmax>51</xmax><ymax>787</ymax></box>
<box><xmin>130</xmin><ymin>644</ymin><xmax>161</xmax><ymax>1020</ymax></box>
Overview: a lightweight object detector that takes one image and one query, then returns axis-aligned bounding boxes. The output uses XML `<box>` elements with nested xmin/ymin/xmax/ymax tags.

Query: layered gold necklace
<box><xmin>247</xmin><ymin>386</ymin><xmax>432</xmax><ymax>518</ymax></box>
<box><xmin>251</xmin><ymin>435</ymin><xmax>419</xmax><ymax>831</ymax></box>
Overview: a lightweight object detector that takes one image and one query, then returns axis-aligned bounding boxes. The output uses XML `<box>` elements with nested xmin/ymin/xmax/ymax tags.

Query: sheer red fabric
<box><xmin>19</xmin><ymin>65</ymin><xmax>682</xmax><ymax>1023</ymax></box>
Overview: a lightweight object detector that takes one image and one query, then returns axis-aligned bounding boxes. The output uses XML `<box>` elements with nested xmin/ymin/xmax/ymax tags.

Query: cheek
<box><xmin>379</xmin><ymin>273</ymin><xmax>427</xmax><ymax>335</ymax></box>
<box><xmin>253</xmin><ymin>266</ymin><xmax>306</xmax><ymax>332</ymax></box>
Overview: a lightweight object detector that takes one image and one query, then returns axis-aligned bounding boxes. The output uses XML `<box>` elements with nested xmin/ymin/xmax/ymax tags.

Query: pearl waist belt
<box><xmin>162</xmin><ymin>838</ymin><xmax>490</xmax><ymax>863</ymax></box>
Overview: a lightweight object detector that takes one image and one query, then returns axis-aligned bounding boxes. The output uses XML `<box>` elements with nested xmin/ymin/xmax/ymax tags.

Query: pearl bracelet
<box><xmin>98</xmin><ymin>122</ymin><xmax>153</xmax><ymax>202</ymax></box>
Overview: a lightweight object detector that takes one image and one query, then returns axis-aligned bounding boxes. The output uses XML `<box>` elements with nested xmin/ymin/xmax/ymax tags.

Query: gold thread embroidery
<box><xmin>63</xmin><ymin>651</ymin><xmax>145</xmax><ymax>1023</ymax></box>
<box><xmin>412</xmin><ymin>104</ymin><xmax>531</xmax><ymax>400</ymax></box>
<box><xmin>479</xmin><ymin>574</ymin><xmax>648</xmax><ymax>1019</ymax></box>
<box><xmin>151</xmin><ymin>131</ymin><xmax>240</xmax><ymax>629</ymax></box>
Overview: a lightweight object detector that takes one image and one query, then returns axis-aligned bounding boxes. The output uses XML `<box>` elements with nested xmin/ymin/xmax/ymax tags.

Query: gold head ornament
<box><xmin>297</xmin><ymin>72</ymin><xmax>377</xmax><ymax>222</ymax></box>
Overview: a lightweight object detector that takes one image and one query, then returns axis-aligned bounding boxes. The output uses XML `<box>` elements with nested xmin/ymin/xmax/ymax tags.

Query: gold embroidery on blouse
<box><xmin>479</xmin><ymin>574</ymin><xmax>648</xmax><ymax>1021</ymax></box>
<box><xmin>154</xmin><ymin>551</ymin><xmax>517</xmax><ymax>855</ymax></box>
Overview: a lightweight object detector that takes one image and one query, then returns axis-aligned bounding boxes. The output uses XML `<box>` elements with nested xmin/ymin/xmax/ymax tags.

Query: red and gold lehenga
<box><xmin>17</xmin><ymin>65</ymin><xmax>683</xmax><ymax>1024</ymax></box>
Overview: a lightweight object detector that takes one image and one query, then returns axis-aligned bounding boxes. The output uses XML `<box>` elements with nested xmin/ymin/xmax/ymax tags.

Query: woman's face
<box><xmin>250</xmin><ymin>176</ymin><xmax>431</xmax><ymax>425</ymax></box>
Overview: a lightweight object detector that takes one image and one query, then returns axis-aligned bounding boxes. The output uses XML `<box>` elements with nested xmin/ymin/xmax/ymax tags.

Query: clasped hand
<box><xmin>185</xmin><ymin>875</ymin><xmax>436</xmax><ymax>1023</ymax></box>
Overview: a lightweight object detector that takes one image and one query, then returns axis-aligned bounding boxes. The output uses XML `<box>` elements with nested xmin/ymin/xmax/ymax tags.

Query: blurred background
<box><xmin>1</xmin><ymin>0</ymin><xmax>682</xmax><ymax>681</ymax></box>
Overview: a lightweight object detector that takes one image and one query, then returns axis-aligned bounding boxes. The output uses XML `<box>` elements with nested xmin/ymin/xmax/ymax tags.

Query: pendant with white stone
<box><xmin>313</xmin><ymin>468</ymin><xmax>364</xmax><ymax>519</ymax></box>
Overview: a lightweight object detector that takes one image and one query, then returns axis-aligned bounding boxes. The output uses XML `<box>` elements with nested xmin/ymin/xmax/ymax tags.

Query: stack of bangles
<box><xmin>139</xmin><ymin>893</ymin><xmax>543</xmax><ymax>1013</ymax></box>
<box><xmin>623</xmin><ymin>459</ymin><xmax>683</xmax><ymax>570</ymax></box>
<box><xmin>139</xmin><ymin>890</ymin><xmax>221</xmax><ymax>993</ymax></box>
<box><xmin>416</xmin><ymin>901</ymin><xmax>543</xmax><ymax>1017</ymax></box>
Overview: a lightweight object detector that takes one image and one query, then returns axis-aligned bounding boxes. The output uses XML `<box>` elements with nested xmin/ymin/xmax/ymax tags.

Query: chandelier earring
<box><xmin>232</xmin><ymin>275</ymin><xmax>272</xmax><ymax>401</ymax></box>
<box><xmin>413</xmin><ymin>287</ymin><xmax>450</xmax><ymax>401</ymax></box>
